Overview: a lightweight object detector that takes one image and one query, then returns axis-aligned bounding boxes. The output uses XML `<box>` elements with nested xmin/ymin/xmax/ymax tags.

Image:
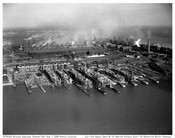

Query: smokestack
<box><xmin>147</xmin><ymin>30</ymin><xmax>151</xmax><ymax>53</ymax></box>
<box><xmin>106</xmin><ymin>60</ymin><xmax>108</xmax><ymax>68</ymax></box>
<box><xmin>28</xmin><ymin>40</ymin><xmax>30</xmax><ymax>48</ymax></box>
<box><xmin>126</xmin><ymin>38</ymin><xmax>129</xmax><ymax>46</ymax></box>
<box><xmin>53</xmin><ymin>64</ymin><xmax>55</xmax><ymax>71</ymax></box>
<box><xmin>148</xmin><ymin>38</ymin><xmax>150</xmax><ymax>53</ymax></box>
<box><xmin>96</xmin><ymin>61</ymin><xmax>99</xmax><ymax>68</ymax></box>
<box><xmin>93</xmin><ymin>34</ymin><xmax>96</xmax><ymax>41</ymax></box>
<box><xmin>131</xmin><ymin>71</ymin><xmax>134</xmax><ymax>81</ymax></box>
<box><xmin>112</xmin><ymin>58</ymin><xmax>115</xmax><ymax>65</ymax></box>
<box><xmin>37</xmin><ymin>39</ymin><xmax>39</xmax><ymax>45</ymax></box>
<box><xmin>51</xmin><ymin>37</ymin><xmax>53</xmax><ymax>46</ymax></box>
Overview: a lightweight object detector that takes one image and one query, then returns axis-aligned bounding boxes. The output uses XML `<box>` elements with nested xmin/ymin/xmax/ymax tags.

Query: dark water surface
<box><xmin>3</xmin><ymin>79</ymin><xmax>172</xmax><ymax>135</ymax></box>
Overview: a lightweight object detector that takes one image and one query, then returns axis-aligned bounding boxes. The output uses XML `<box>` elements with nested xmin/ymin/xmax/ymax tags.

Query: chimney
<box><xmin>28</xmin><ymin>40</ymin><xmax>30</xmax><ymax>48</ymax></box>
<box><xmin>148</xmin><ymin>38</ymin><xmax>150</xmax><ymax>53</ymax></box>
<box><xmin>131</xmin><ymin>71</ymin><xmax>134</xmax><ymax>81</ymax></box>
<box><xmin>147</xmin><ymin>30</ymin><xmax>151</xmax><ymax>53</ymax></box>
<box><xmin>93</xmin><ymin>34</ymin><xmax>96</xmax><ymax>41</ymax></box>
<box><xmin>51</xmin><ymin>37</ymin><xmax>53</xmax><ymax>46</ymax></box>
<box><xmin>126</xmin><ymin>38</ymin><xmax>129</xmax><ymax>46</ymax></box>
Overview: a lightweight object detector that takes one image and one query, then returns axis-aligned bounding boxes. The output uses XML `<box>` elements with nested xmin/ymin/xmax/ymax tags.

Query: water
<box><xmin>3</xmin><ymin>78</ymin><xmax>172</xmax><ymax>135</ymax></box>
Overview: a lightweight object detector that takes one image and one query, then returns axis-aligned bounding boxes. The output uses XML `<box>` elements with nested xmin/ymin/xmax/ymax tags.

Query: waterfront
<box><xmin>3</xmin><ymin>3</ymin><xmax>172</xmax><ymax>135</ymax></box>
<box><xmin>3</xmin><ymin>78</ymin><xmax>172</xmax><ymax>135</ymax></box>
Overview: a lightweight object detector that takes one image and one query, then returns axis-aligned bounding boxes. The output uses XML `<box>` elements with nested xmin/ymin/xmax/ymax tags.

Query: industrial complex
<box><xmin>3</xmin><ymin>31</ymin><xmax>172</xmax><ymax>96</ymax></box>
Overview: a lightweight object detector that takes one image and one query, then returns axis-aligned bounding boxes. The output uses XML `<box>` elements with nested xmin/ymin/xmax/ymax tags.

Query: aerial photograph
<box><xmin>3</xmin><ymin>3</ymin><xmax>172</xmax><ymax>135</ymax></box>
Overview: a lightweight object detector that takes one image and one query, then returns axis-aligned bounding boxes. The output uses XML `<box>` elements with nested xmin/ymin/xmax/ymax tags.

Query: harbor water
<box><xmin>3</xmin><ymin>78</ymin><xmax>172</xmax><ymax>135</ymax></box>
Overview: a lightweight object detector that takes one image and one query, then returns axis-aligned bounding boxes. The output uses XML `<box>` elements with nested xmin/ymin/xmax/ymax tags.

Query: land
<box><xmin>3</xmin><ymin>28</ymin><xmax>172</xmax><ymax>95</ymax></box>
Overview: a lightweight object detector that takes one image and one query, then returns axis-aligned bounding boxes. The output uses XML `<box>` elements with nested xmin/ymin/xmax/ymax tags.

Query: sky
<box><xmin>3</xmin><ymin>3</ymin><xmax>172</xmax><ymax>29</ymax></box>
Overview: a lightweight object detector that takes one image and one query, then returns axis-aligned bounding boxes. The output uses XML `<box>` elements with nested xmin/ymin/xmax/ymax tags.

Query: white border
<box><xmin>1</xmin><ymin>1</ymin><xmax>174</xmax><ymax>137</ymax></box>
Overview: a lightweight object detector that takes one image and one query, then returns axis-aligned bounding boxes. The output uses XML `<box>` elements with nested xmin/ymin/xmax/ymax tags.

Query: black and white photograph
<box><xmin>3</xmin><ymin>2</ymin><xmax>172</xmax><ymax>135</ymax></box>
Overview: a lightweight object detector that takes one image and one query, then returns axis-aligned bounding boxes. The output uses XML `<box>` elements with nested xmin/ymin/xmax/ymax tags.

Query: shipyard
<box><xmin>3</xmin><ymin>3</ymin><xmax>172</xmax><ymax>135</ymax></box>
<box><xmin>3</xmin><ymin>33</ymin><xmax>172</xmax><ymax>95</ymax></box>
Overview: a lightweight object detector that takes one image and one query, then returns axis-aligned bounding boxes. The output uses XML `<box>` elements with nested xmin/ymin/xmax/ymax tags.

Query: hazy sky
<box><xmin>3</xmin><ymin>3</ymin><xmax>172</xmax><ymax>29</ymax></box>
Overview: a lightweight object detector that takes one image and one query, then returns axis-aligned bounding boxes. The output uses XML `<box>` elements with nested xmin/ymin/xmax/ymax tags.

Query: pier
<box><xmin>3</xmin><ymin>59</ymin><xmax>167</xmax><ymax>96</ymax></box>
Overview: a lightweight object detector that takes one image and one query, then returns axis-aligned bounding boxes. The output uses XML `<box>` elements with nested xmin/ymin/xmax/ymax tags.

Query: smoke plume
<box><xmin>3</xmin><ymin>3</ymin><xmax>172</xmax><ymax>41</ymax></box>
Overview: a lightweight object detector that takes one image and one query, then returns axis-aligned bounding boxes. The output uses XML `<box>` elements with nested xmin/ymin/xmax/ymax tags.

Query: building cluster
<box><xmin>4</xmin><ymin>59</ymin><xmax>165</xmax><ymax>96</ymax></box>
<box><xmin>24</xmin><ymin>33</ymin><xmax>99</xmax><ymax>51</ymax></box>
<box><xmin>3</xmin><ymin>30</ymin><xmax>172</xmax><ymax>96</ymax></box>
<box><xmin>12</xmin><ymin>33</ymin><xmax>171</xmax><ymax>59</ymax></box>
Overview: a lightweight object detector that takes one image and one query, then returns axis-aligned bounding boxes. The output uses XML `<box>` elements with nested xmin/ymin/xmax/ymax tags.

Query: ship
<box><xmin>94</xmin><ymin>71</ymin><xmax>120</xmax><ymax>93</ymax></box>
<box><xmin>76</xmin><ymin>67</ymin><xmax>107</xmax><ymax>95</ymax></box>
<box><xmin>66</xmin><ymin>68</ymin><xmax>93</xmax><ymax>97</ymax></box>
<box><xmin>34</xmin><ymin>73</ymin><xmax>47</xmax><ymax>93</ymax></box>
<box><xmin>128</xmin><ymin>64</ymin><xmax>159</xmax><ymax>84</ymax></box>
<box><xmin>136</xmin><ymin>76</ymin><xmax>149</xmax><ymax>85</ymax></box>
<box><xmin>149</xmin><ymin>61</ymin><xmax>166</xmax><ymax>75</ymax></box>
<box><xmin>35</xmin><ymin>72</ymin><xmax>52</xmax><ymax>87</ymax></box>
<box><xmin>54</xmin><ymin>68</ymin><xmax>73</xmax><ymax>89</ymax></box>
<box><xmin>25</xmin><ymin>74</ymin><xmax>38</xmax><ymax>89</ymax></box>
<box><xmin>123</xmin><ymin>67</ymin><xmax>149</xmax><ymax>85</ymax></box>
<box><xmin>45</xmin><ymin>68</ymin><xmax>62</xmax><ymax>86</ymax></box>
<box><xmin>74</xmin><ymin>82</ymin><xmax>92</xmax><ymax>97</ymax></box>
<box><xmin>98</xmin><ymin>68</ymin><xmax>127</xmax><ymax>88</ymax></box>
<box><xmin>111</xmin><ymin>67</ymin><xmax>138</xmax><ymax>86</ymax></box>
<box><xmin>39</xmin><ymin>69</ymin><xmax>56</xmax><ymax>88</ymax></box>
